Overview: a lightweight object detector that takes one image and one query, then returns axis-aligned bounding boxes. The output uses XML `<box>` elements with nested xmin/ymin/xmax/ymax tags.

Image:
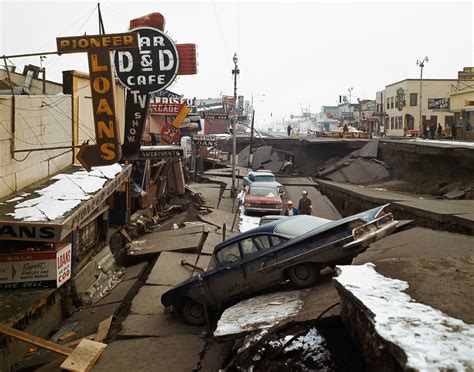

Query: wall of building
<box><xmin>384</xmin><ymin>79</ymin><xmax>456</xmax><ymax>136</ymax></box>
<box><xmin>0</xmin><ymin>95</ymin><xmax>72</xmax><ymax>198</ymax></box>
<box><xmin>0</xmin><ymin>69</ymin><xmax>63</xmax><ymax>95</ymax></box>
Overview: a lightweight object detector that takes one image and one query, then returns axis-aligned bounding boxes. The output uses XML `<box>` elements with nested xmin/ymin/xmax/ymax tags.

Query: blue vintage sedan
<box><xmin>161</xmin><ymin>204</ymin><xmax>397</xmax><ymax>325</ymax></box>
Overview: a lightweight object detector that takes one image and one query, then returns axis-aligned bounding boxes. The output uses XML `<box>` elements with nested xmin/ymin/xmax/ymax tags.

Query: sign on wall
<box><xmin>114</xmin><ymin>26</ymin><xmax>180</xmax><ymax>158</ymax></box>
<box><xmin>428</xmin><ymin>98</ymin><xmax>450</xmax><ymax>110</ymax></box>
<box><xmin>0</xmin><ymin>244</ymin><xmax>71</xmax><ymax>289</ymax></box>
<box><xmin>192</xmin><ymin>134</ymin><xmax>217</xmax><ymax>146</ymax></box>
<box><xmin>57</xmin><ymin>33</ymin><xmax>139</xmax><ymax>170</ymax></box>
<box><xmin>458</xmin><ymin>67</ymin><xmax>474</xmax><ymax>81</ymax></box>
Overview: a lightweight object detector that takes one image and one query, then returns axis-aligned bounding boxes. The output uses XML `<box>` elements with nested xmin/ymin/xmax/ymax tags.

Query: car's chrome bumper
<box><xmin>245</xmin><ymin>206</ymin><xmax>282</xmax><ymax>213</ymax></box>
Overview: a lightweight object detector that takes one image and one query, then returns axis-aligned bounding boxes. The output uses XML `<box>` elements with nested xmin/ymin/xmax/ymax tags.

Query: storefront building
<box><xmin>449</xmin><ymin>67</ymin><xmax>474</xmax><ymax>140</ymax></box>
<box><xmin>383</xmin><ymin>79</ymin><xmax>456</xmax><ymax>137</ymax></box>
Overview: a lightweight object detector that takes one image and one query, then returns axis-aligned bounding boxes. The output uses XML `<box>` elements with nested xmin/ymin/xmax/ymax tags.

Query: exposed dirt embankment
<box><xmin>378</xmin><ymin>141</ymin><xmax>474</xmax><ymax>195</ymax></box>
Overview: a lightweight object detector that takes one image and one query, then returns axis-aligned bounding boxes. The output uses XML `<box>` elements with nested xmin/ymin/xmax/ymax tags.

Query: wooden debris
<box><xmin>58</xmin><ymin>331</ymin><xmax>77</xmax><ymax>341</ymax></box>
<box><xmin>0</xmin><ymin>324</ymin><xmax>73</xmax><ymax>356</ymax></box>
<box><xmin>94</xmin><ymin>316</ymin><xmax>113</xmax><ymax>343</ymax></box>
<box><xmin>60</xmin><ymin>338</ymin><xmax>107</xmax><ymax>371</ymax></box>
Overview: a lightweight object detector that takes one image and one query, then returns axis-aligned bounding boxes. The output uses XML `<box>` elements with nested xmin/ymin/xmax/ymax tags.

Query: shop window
<box><xmin>410</xmin><ymin>93</ymin><xmax>417</xmax><ymax>106</ymax></box>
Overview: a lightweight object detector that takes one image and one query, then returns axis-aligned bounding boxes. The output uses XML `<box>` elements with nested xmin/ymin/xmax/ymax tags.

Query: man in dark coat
<box><xmin>298</xmin><ymin>190</ymin><xmax>312</xmax><ymax>215</ymax></box>
<box><xmin>287</xmin><ymin>124</ymin><xmax>292</xmax><ymax>136</ymax></box>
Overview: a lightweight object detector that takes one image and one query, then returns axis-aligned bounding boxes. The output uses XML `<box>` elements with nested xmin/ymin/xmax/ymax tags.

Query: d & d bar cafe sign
<box><xmin>114</xmin><ymin>25</ymin><xmax>180</xmax><ymax>158</ymax></box>
<box><xmin>56</xmin><ymin>33</ymin><xmax>139</xmax><ymax>170</ymax></box>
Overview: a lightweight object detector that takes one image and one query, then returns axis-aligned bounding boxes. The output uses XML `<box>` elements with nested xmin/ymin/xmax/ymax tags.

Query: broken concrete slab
<box><xmin>93</xmin><ymin>279</ymin><xmax>137</xmax><ymax>307</ymax></box>
<box><xmin>146</xmin><ymin>252</ymin><xmax>211</xmax><ymax>286</ymax></box>
<box><xmin>444</xmin><ymin>188</ymin><xmax>466</xmax><ymax>199</ymax></box>
<box><xmin>352</xmin><ymin>139</ymin><xmax>379</xmax><ymax>158</ymax></box>
<box><xmin>199</xmin><ymin>208</ymin><xmax>236</xmax><ymax>230</ymax></box>
<box><xmin>127</xmin><ymin>233</ymin><xmax>204</xmax><ymax>257</ymax></box>
<box><xmin>143</xmin><ymin>225</ymin><xmax>205</xmax><ymax>239</ymax></box>
<box><xmin>278</xmin><ymin>177</ymin><xmax>319</xmax><ymax>186</ymax></box>
<box><xmin>337</xmin><ymin>158</ymin><xmax>389</xmax><ymax>184</ymax></box>
<box><xmin>198</xmin><ymin>340</ymin><xmax>234</xmax><ymax>372</ymax></box>
<box><xmin>119</xmin><ymin>314</ymin><xmax>205</xmax><ymax>338</ymax></box>
<box><xmin>130</xmin><ymin>285</ymin><xmax>172</xmax><ymax>315</ymax></box>
<box><xmin>120</xmin><ymin>262</ymin><xmax>148</xmax><ymax>282</ymax></box>
<box><xmin>92</xmin><ymin>336</ymin><xmax>204</xmax><ymax>372</ymax></box>
<box><xmin>214</xmin><ymin>290</ymin><xmax>304</xmax><ymax>340</ymax></box>
<box><xmin>237</xmin><ymin>145</ymin><xmax>251</xmax><ymax>167</ymax></box>
<box><xmin>62</xmin><ymin>303</ymin><xmax>121</xmax><ymax>338</ymax></box>
<box><xmin>354</xmin><ymin>227</ymin><xmax>474</xmax><ymax>264</ymax></box>
<box><xmin>252</xmin><ymin>146</ymin><xmax>273</xmax><ymax>170</ymax></box>
<box><xmin>334</xmin><ymin>263</ymin><xmax>474</xmax><ymax>371</ymax></box>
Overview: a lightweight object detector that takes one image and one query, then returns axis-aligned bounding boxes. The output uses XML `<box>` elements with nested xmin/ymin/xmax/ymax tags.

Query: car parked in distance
<box><xmin>161</xmin><ymin>204</ymin><xmax>398</xmax><ymax>325</ymax></box>
<box><xmin>243</xmin><ymin>183</ymin><xmax>283</xmax><ymax>215</ymax></box>
<box><xmin>243</xmin><ymin>171</ymin><xmax>285</xmax><ymax>195</ymax></box>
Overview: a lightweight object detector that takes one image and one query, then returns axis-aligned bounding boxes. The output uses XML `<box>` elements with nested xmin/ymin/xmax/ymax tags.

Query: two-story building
<box><xmin>382</xmin><ymin>79</ymin><xmax>456</xmax><ymax>137</ymax></box>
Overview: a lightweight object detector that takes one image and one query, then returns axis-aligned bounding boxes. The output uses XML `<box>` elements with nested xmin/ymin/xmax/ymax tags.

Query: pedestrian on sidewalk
<box><xmin>287</xmin><ymin>124</ymin><xmax>292</xmax><ymax>137</ymax></box>
<box><xmin>298</xmin><ymin>190</ymin><xmax>312</xmax><ymax>215</ymax></box>
<box><xmin>284</xmin><ymin>200</ymin><xmax>299</xmax><ymax>216</ymax></box>
<box><xmin>437</xmin><ymin>123</ymin><xmax>443</xmax><ymax>138</ymax></box>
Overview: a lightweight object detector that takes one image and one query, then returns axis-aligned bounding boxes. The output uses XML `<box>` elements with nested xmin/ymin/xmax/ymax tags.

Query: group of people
<box><xmin>283</xmin><ymin>190</ymin><xmax>313</xmax><ymax>216</ymax></box>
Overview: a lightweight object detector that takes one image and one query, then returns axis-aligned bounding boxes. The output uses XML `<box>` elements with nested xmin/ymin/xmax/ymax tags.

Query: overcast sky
<box><xmin>1</xmin><ymin>0</ymin><xmax>473</xmax><ymax>127</ymax></box>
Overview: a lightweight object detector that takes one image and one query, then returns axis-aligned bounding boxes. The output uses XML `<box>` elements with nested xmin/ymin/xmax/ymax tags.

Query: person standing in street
<box><xmin>284</xmin><ymin>200</ymin><xmax>299</xmax><ymax>216</ymax></box>
<box><xmin>287</xmin><ymin>124</ymin><xmax>292</xmax><ymax>137</ymax></box>
<box><xmin>298</xmin><ymin>190</ymin><xmax>312</xmax><ymax>215</ymax></box>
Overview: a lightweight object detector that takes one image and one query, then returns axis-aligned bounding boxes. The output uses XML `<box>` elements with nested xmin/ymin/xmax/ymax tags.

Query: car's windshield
<box><xmin>254</xmin><ymin>175</ymin><xmax>276</xmax><ymax>182</ymax></box>
<box><xmin>249</xmin><ymin>187</ymin><xmax>278</xmax><ymax>197</ymax></box>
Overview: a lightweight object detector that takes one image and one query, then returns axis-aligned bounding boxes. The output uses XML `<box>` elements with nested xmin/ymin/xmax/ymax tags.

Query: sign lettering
<box><xmin>57</xmin><ymin>32</ymin><xmax>138</xmax><ymax>170</ymax></box>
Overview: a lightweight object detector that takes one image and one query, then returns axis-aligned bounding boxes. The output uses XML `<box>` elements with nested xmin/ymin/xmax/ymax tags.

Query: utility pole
<box><xmin>40</xmin><ymin>55</ymin><xmax>46</xmax><ymax>94</ymax></box>
<box><xmin>231</xmin><ymin>52</ymin><xmax>239</xmax><ymax>198</ymax></box>
<box><xmin>416</xmin><ymin>57</ymin><xmax>428</xmax><ymax>137</ymax></box>
<box><xmin>248</xmin><ymin>110</ymin><xmax>255</xmax><ymax>168</ymax></box>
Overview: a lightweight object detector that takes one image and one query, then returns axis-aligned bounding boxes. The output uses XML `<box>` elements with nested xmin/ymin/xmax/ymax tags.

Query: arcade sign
<box><xmin>149</xmin><ymin>103</ymin><xmax>184</xmax><ymax>115</ymax></box>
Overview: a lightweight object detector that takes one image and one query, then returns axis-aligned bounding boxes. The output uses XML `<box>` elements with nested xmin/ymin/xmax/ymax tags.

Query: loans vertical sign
<box><xmin>114</xmin><ymin>26</ymin><xmax>180</xmax><ymax>158</ymax></box>
<box><xmin>57</xmin><ymin>33</ymin><xmax>139</xmax><ymax>170</ymax></box>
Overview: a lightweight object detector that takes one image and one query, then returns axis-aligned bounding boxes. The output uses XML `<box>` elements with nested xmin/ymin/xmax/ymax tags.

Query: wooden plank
<box><xmin>63</xmin><ymin>334</ymin><xmax>96</xmax><ymax>348</ymax></box>
<box><xmin>94</xmin><ymin>316</ymin><xmax>113</xmax><ymax>343</ymax></box>
<box><xmin>60</xmin><ymin>338</ymin><xmax>107</xmax><ymax>371</ymax></box>
<box><xmin>143</xmin><ymin>224</ymin><xmax>204</xmax><ymax>240</ymax></box>
<box><xmin>0</xmin><ymin>324</ymin><xmax>73</xmax><ymax>356</ymax></box>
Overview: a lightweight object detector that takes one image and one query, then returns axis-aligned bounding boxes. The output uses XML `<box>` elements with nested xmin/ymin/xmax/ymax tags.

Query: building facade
<box><xmin>449</xmin><ymin>67</ymin><xmax>474</xmax><ymax>140</ymax></box>
<box><xmin>383</xmin><ymin>79</ymin><xmax>456</xmax><ymax>137</ymax></box>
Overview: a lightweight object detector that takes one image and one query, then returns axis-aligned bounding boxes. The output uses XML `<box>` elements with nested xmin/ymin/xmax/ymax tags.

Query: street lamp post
<box><xmin>416</xmin><ymin>56</ymin><xmax>429</xmax><ymax>137</ymax></box>
<box><xmin>231</xmin><ymin>52</ymin><xmax>240</xmax><ymax>198</ymax></box>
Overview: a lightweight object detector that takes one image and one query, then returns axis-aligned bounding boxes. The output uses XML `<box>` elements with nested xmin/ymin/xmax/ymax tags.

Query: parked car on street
<box><xmin>243</xmin><ymin>183</ymin><xmax>283</xmax><ymax>215</ymax></box>
<box><xmin>243</xmin><ymin>170</ymin><xmax>285</xmax><ymax>195</ymax></box>
<box><xmin>161</xmin><ymin>204</ymin><xmax>398</xmax><ymax>325</ymax></box>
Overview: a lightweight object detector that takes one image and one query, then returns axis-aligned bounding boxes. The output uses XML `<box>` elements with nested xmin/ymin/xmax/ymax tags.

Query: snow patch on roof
<box><xmin>335</xmin><ymin>263</ymin><xmax>474</xmax><ymax>371</ymax></box>
<box><xmin>7</xmin><ymin>164</ymin><xmax>123</xmax><ymax>222</ymax></box>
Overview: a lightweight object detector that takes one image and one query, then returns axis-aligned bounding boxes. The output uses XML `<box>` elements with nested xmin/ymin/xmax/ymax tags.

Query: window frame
<box><xmin>410</xmin><ymin>93</ymin><xmax>417</xmax><ymax>106</ymax></box>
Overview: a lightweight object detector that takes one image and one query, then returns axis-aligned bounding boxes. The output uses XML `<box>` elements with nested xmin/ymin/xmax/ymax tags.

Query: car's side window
<box><xmin>240</xmin><ymin>235</ymin><xmax>271</xmax><ymax>256</ymax></box>
<box><xmin>270</xmin><ymin>235</ymin><xmax>288</xmax><ymax>246</ymax></box>
<box><xmin>253</xmin><ymin>235</ymin><xmax>271</xmax><ymax>250</ymax></box>
<box><xmin>216</xmin><ymin>243</ymin><xmax>241</xmax><ymax>265</ymax></box>
<box><xmin>249</xmin><ymin>174</ymin><xmax>254</xmax><ymax>181</ymax></box>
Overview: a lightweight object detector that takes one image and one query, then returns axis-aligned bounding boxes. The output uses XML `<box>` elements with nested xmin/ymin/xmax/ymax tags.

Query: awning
<box><xmin>0</xmin><ymin>164</ymin><xmax>132</xmax><ymax>242</ymax></box>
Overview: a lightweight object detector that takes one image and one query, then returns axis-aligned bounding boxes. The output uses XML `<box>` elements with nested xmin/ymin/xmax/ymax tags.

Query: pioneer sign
<box><xmin>428</xmin><ymin>98</ymin><xmax>450</xmax><ymax>110</ymax></box>
<box><xmin>113</xmin><ymin>26</ymin><xmax>180</xmax><ymax>158</ymax></box>
<box><xmin>57</xmin><ymin>32</ymin><xmax>139</xmax><ymax>170</ymax></box>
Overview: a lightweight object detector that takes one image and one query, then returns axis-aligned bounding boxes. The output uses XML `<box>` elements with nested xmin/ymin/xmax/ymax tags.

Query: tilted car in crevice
<box><xmin>161</xmin><ymin>204</ymin><xmax>398</xmax><ymax>325</ymax></box>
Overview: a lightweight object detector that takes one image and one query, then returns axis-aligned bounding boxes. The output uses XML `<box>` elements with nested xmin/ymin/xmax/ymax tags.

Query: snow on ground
<box><xmin>335</xmin><ymin>263</ymin><xmax>474</xmax><ymax>371</ymax></box>
<box><xmin>407</xmin><ymin>138</ymin><xmax>474</xmax><ymax>148</ymax></box>
<box><xmin>237</xmin><ymin>190</ymin><xmax>261</xmax><ymax>232</ymax></box>
<box><xmin>7</xmin><ymin>164</ymin><xmax>123</xmax><ymax>222</ymax></box>
<box><xmin>214</xmin><ymin>290</ymin><xmax>304</xmax><ymax>338</ymax></box>
<box><xmin>268</xmin><ymin>327</ymin><xmax>333</xmax><ymax>366</ymax></box>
